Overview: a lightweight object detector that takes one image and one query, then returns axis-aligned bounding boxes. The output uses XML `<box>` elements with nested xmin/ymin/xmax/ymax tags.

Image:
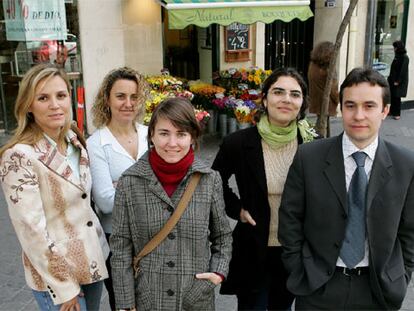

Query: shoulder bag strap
<box><xmin>133</xmin><ymin>172</ymin><xmax>202</xmax><ymax>278</ymax></box>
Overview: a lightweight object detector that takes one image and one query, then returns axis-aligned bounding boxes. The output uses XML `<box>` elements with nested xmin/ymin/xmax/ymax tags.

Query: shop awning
<box><xmin>157</xmin><ymin>0</ymin><xmax>313</xmax><ymax>29</ymax></box>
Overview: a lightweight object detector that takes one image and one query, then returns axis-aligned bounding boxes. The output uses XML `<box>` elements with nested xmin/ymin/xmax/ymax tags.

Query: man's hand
<box><xmin>240</xmin><ymin>208</ymin><xmax>256</xmax><ymax>226</ymax></box>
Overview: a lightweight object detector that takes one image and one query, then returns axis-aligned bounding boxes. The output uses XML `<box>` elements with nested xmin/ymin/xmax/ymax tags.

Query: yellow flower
<box><xmin>254</xmin><ymin>76</ymin><xmax>261</xmax><ymax>85</ymax></box>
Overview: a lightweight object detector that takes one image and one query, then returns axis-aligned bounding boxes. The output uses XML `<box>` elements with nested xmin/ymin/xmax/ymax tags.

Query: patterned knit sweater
<box><xmin>262</xmin><ymin>138</ymin><xmax>298</xmax><ymax>246</ymax></box>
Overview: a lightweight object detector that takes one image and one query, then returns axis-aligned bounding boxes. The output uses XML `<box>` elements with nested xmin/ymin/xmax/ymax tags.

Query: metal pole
<box><xmin>364</xmin><ymin>0</ymin><xmax>377</xmax><ymax>66</ymax></box>
<box><xmin>0</xmin><ymin>63</ymin><xmax>9</xmax><ymax>132</ymax></box>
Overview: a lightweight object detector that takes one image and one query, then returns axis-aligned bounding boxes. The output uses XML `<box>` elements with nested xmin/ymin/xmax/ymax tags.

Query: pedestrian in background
<box><xmin>110</xmin><ymin>98</ymin><xmax>232</xmax><ymax>311</ymax></box>
<box><xmin>87</xmin><ymin>67</ymin><xmax>149</xmax><ymax>311</ymax></box>
<box><xmin>388</xmin><ymin>40</ymin><xmax>409</xmax><ymax>120</ymax></box>
<box><xmin>0</xmin><ymin>63</ymin><xmax>109</xmax><ymax>311</ymax></box>
<box><xmin>308</xmin><ymin>41</ymin><xmax>339</xmax><ymax>136</ymax></box>
<box><xmin>279</xmin><ymin>68</ymin><xmax>414</xmax><ymax>310</ymax></box>
<box><xmin>213</xmin><ymin>68</ymin><xmax>316</xmax><ymax>310</ymax></box>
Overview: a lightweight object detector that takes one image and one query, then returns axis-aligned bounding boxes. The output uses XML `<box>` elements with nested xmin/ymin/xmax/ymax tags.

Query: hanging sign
<box><xmin>3</xmin><ymin>0</ymin><xmax>67</xmax><ymax>41</ymax></box>
<box><xmin>225</xmin><ymin>23</ymin><xmax>249</xmax><ymax>51</ymax></box>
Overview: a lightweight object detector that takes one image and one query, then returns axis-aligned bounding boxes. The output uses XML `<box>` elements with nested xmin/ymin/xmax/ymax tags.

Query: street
<box><xmin>1</xmin><ymin>111</ymin><xmax>414</xmax><ymax>310</ymax></box>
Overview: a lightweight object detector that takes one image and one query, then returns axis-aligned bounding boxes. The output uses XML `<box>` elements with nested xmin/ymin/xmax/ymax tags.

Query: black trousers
<box><xmin>390</xmin><ymin>95</ymin><xmax>402</xmax><ymax>117</ymax></box>
<box><xmin>295</xmin><ymin>268</ymin><xmax>383</xmax><ymax>310</ymax></box>
<box><xmin>104</xmin><ymin>233</ymin><xmax>116</xmax><ymax>311</ymax></box>
<box><xmin>237</xmin><ymin>246</ymin><xmax>294</xmax><ymax>311</ymax></box>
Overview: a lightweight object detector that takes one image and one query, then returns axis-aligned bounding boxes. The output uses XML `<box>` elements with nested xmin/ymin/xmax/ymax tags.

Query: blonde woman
<box><xmin>0</xmin><ymin>63</ymin><xmax>109</xmax><ymax>311</ymax></box>
<box><xmin>87</xmin><ymin>67</ymin><xmax>149</xmax><ymax>310</ymax></box>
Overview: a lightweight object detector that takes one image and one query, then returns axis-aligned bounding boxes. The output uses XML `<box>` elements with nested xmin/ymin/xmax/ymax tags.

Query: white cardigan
<box><xmin>0</xmin><ymin>131</ymin><xmax>109</xmax><ymax>305</ymax></box>
<box><xmin>87</xmin><ymin>123</ymin><xmax>148</xmax><ymax>233</ymax></box>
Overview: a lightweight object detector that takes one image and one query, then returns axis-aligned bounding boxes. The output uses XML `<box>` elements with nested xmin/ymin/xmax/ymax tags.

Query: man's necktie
<box><xmin>339</xmin><ymin>151</ymin><xmax>368</xmax><ymax>268</ymax></box>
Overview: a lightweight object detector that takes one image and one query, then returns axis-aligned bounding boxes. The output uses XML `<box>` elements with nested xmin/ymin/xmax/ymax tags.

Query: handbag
<box><xmin>133</xmin><ymin>172</ymin><xmax>202</xmax><ymax>278</ymax></box>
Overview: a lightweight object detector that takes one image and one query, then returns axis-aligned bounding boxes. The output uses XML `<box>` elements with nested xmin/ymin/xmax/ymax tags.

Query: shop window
<box><xmin>373</xmin><ymin>0</ymin><xmax>409</xmax><ymax>77</ymax></box>
<box><xmin>0</xmin><ymin>0</ymin><xmax>81</xmax><ymax>132</ymax></box>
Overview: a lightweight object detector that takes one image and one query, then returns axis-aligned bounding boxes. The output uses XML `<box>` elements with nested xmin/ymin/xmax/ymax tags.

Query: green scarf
<box><xmin>257</xmin><ymin>116</ymin><xmax>317</xmax><ymax>148</ymax></box>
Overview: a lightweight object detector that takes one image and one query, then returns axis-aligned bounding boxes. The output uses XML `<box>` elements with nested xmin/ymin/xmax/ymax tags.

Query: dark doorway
<box><xmin>265</xmin><ymin>3</ymin><xmax>315</xmax><ymax>77</ymax></box>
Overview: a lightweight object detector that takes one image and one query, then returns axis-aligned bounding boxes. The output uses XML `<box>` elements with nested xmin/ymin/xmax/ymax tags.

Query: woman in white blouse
<box><xmin>87</xmin><ymin>67</ymin><xmax>149</xmax><ymax>310</ymax></box>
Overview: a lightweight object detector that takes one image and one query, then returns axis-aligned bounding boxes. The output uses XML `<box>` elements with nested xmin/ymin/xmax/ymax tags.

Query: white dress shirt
<box><xmin>336</xmin><ymin>132</ymin><xmax>378</xmax><ymax>268</ymax></box>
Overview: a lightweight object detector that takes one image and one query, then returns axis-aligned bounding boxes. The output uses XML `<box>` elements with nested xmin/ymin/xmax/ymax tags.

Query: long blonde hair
<box><xmin>92</xmin><ymin>67</ymin><xmax>149</xmax><ymax>128</ymax></box>
<box><xmin>0</xmin><ymin>63</ymin><xmax>71</xmax><ymax>157</ymax></box>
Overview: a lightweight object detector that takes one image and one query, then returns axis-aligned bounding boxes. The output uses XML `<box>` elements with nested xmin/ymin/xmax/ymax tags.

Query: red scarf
<box><xmin>149</xmin><ymin>148</ymin><xmax>194</xmax><ymax>197</ymax></box>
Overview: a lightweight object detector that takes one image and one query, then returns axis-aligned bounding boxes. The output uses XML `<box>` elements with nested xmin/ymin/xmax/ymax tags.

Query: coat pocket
<box><xmin>134</xmin><ymin>271</ymin><xmax>152</xmax><ymax>311</ymax></box>
<box><xmin>386</xmin><ymin>262</ymin><xmax>405</xmax><ymax>282</ymax></box>
<box><xmin>182</xmin><ymin>279</ymin><xmax>216</xmax><ymax>311</ymax></box>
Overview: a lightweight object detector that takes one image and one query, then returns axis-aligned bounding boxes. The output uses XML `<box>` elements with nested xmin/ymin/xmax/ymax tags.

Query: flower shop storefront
<box><xmin>159</xmin><ymin>0</ymin><xmax>313</xmax><ymax>85</ymax></box>
<box><xmin>150</xmin><ymin>0</ymin><xmax>313</xmax><ymax>138</ymax></box>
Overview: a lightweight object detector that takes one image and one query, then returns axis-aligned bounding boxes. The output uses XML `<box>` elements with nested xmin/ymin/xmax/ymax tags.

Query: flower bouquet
<box><xmin>189</xmin><ymin>81</ymin><xmax>226</xmax><ymax>111</ymax></box>
<box><xmin>234</xmin><ymin>99</ymin><xmax>258</xmax><ymax>126</ymax></box>
<box><xmin>144</xmin><ymin>75</ymin><xmax>194</xmax><ymax>124</ymax></box>
<box><xmin>194</xmin><ymin>108</ymin><xmax>211</xmax><ymax>131</ymax></box>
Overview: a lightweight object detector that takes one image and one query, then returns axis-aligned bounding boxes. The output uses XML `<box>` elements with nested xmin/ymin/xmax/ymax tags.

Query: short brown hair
<box><xmin>91</xmin><ymin>67</ymin><xmax>149</xmax><ymax>128</ymax></box>
<box><xmin>147</xmin><ymin>97</ymin><xmax>201</xmax><ymax>150</ymax></box>
<box><xmin>339</xmin><ymin>67</ymin><xmax>390</xmax><ymax>109</ymax></box>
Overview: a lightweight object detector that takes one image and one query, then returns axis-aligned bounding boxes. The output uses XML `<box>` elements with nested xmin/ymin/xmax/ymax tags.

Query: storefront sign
<box><xmin>168</xmin><ymin>5</ymin><xmax>313</xmax><ymax>29</ymax></box>
<box><xmin>3</xmin><ymin>0</ymin><xmax>67</xmax><ymax>41</ymax></box>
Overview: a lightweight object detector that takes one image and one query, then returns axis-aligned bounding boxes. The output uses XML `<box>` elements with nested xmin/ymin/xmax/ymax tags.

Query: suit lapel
<box><xmin>323</xmin><ymin>135</ymin><xmax>347</xmax><ymax>213</ymax></box>
<box><xmin>366</xmin><ymin>139</ymin><xmax>392</xmax><ymax>211</ymax></box>
<box><xmin>244</xmin><ymin>128</ymin><xmax>267</xmax><ymax>196</ymax></box>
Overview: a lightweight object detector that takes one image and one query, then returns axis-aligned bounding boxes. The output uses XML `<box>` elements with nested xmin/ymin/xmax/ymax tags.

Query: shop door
<box><xmin>265</xmin><ymin>11</ymin><xmax>314</xmax><ymax>77</ymax></box>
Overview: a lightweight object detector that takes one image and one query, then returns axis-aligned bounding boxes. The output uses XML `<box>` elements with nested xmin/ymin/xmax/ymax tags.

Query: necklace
<box><xmin>108</xmin><ymin>125</ymin><xmax>137</xmax><ymax>144</ymax></box>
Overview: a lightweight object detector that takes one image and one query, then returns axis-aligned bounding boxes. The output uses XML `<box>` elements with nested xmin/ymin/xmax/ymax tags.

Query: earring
<box><xmin>27</xmin><ymin>112</ymin><xmax>34</xmax><ymax>121</ymax></box>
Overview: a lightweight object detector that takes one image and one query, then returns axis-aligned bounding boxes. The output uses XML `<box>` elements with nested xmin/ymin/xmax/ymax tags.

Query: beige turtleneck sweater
<box><xmin>262</xmin><ymin>138</ymin><xmax>298</xmax><ymax>246</ymax></box>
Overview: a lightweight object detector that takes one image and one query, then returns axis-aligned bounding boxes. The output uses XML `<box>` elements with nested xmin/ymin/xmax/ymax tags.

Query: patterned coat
<box><xmin>110</xmin><ymin>152</ymin><xmax>232</xmax><ymax>311</ymax></box>
<box><xmin>0</xmin><ymin>131</ymin><xmax>109</xmax><ymax>305</ymax></box>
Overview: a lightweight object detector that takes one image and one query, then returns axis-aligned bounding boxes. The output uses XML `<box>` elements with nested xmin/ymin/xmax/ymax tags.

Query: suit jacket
<box><xmin>212</xmin><ymin>126</ymin><xmax>303</xmax><ymax>294</ymax></box>
<box><xmin>278</xmin><ymin>134</ymin><xmax>414</xmax><ymax>309</ymax></box>
<box><xmin>110</xmin><ymin>152</ymin><xmax>232</xmax><ymax>311</ymax></box>
<box><xmin>0</xmin><ymin>131</ymin><xmax>109</xmax><ymax>305</ymax></box>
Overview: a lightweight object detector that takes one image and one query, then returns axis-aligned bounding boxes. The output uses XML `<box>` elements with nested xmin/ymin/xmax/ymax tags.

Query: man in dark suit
<box><xmin>278</xmin><ymin>67</ymin><xmax>414</xmax><ymax>310</ymax></box>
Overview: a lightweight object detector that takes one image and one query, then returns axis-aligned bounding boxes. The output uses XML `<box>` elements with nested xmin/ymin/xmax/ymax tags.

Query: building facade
<box><xmin>0</xmin><ymin>0</ymin><xmax>412</xmax><ymax>134</ymax></box>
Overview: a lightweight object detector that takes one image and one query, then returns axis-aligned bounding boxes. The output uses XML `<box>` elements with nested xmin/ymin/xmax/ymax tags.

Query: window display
<box><xmin>0</xmin><ymin>0</ymin><xmax>81</xmax><ymax>132</ymax></box>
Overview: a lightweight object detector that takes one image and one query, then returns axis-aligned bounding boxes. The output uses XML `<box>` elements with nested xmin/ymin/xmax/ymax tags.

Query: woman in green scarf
<box><xmin>212</xmin><ymin>68</ymin><xmax>317</xmax><ymax>310</ymax></box>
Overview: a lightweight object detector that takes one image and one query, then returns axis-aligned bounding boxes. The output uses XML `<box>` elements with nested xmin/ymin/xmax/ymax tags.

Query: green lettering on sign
<box><xmin>169</xmin><ymin>5</ymin><xmax>313</xmax><ymax>29</ymax></box>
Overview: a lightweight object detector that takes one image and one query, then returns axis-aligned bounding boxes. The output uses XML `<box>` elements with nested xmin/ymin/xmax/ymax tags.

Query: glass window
<box><xmin>0</xmin><ymin>0</ymin><xmax>81</xmax><ymax>132</ymax></box>
<box><xmin>372</xmin><ymin>0</ymin><xmax>408</xmax><ymax>77</ymax></box>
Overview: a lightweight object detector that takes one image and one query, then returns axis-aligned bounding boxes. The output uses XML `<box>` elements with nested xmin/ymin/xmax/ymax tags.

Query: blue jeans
<box><xmin>33</xmin><ymin>281</ymin><xmax>103</xmax><ymax>311</ymax></box>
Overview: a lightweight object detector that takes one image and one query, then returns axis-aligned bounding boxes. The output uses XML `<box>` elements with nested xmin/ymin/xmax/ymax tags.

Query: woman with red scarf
<box><xmin>110</xmin><ymin>97</ymin><xmax>232</xmax><ymax>311</ymax></box>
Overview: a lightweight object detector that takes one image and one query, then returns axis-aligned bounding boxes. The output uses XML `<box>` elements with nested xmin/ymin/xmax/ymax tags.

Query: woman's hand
<box><xmin>195</xmin><ymin>272</ymin><xmax>223</xmax><ymax>285</ymax></box>
<box><xmin>240</xmin><ymin>208</ymin><xmax>256</xmax><ymax>226</ymax></box>
<box><xmin>59</xmin><ymin>296</ymin><xmax>81</xmax><ymax>311</ymax></box>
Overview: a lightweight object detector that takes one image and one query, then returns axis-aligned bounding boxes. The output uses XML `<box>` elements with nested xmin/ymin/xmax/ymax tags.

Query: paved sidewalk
<box><xmin>1</xmin><ymin>110</ymin><xmax>414</xmax><ymax>310</ymax></box>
